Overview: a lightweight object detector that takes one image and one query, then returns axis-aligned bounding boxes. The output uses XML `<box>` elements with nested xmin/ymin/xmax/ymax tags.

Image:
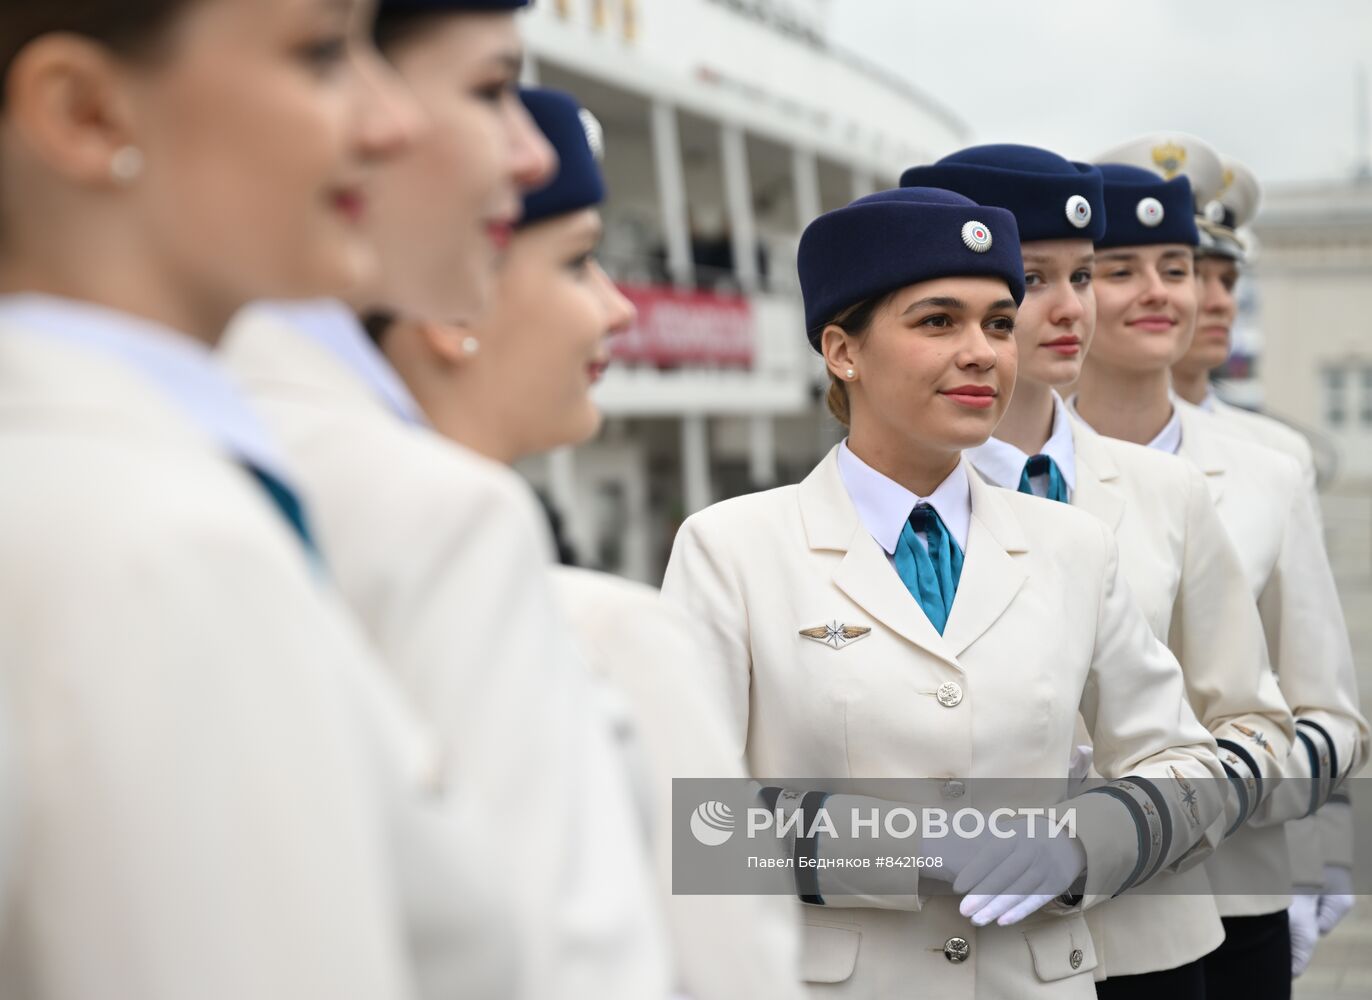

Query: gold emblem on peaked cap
<box><xmin>1151</xmin><ymin>142</ymin><xmax>1187</xmax><ymax>179</ymax></box>
<box><xmin>799</xmin><ymin>621</ymin><xmax>872</xmax><ymax>649</ymax></box>
<box><xmin>1220</xmin><ymin>167</ymin><xmax>1235</xmax><ymax>195</ymax></box>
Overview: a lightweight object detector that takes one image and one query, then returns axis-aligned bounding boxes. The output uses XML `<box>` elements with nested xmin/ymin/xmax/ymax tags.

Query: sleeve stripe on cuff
<box><xmin>1296</xmin><ymin>730</ymin><xmax>1322</xmax><ymax>819</ymax></box>
<box><xmin>796</xmin><ymin>790</ymin><xmax>829</xmax><ymax>905</ymax></box>
<box><xmin>1083</xmin><ymin>785</ymin><xmax>1150</xmax><ymax>896</ymax></box>
<box><xmin>1130</xmin><ymin>775</ymin><xmax>1174</xmax><ymax>883</ymax></box>
<box><xmin>1297</xmin><ymin>718</ymin><xmax>1341</xmax><ymax>797</ymax></box>
<box><xmin>1217</xmin><ymin>737</ymin><xmax>1262</xmax><ymax>835</ymax></box>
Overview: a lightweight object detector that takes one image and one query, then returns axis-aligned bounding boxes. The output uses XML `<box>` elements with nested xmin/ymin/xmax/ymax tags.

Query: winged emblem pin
<box><xmin>1232</xmin><ymin>723</ymin><xmax>1277</xmax><ymax>757</ymax></box>
<box><xmin>798</xmin><ymin>620</ymin><xmax>872</xmax><ymax>650</ymax></box>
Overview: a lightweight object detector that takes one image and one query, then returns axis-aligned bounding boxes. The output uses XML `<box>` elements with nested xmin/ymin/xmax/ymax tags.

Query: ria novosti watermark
<box><xmin>672</xmin><ymin>777</ymin><xmax>1372</xmax><ymax>896</ymax></box>
<box><xmin>690</xmin><ymin>798</ymin><xmax>1076</xmax><ymax>847</ymax></box>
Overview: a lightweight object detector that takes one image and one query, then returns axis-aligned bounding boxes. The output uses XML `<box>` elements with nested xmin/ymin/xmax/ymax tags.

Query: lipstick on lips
<box><xmin>941</xmin><ymin>384</ymin><xmax>997</xmax><ymax>409</ymax></box>
<box><xmin>330</xmin><ymin>188</ymin><xmax>367</xmax><ymax>223</ymax></box>
<box><xmin>486</xmin><ymin>219</ymin><xmax>514</xmax><ymax>253</ymax></box>
<box><xmin>1041</xmin><ymin>335</ymin><xmax>1081</xmax><ymax>357</ymax></box>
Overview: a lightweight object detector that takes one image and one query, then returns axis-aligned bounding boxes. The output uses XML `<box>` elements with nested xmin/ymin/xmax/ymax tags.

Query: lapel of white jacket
<box><xmin>940</xmin><ymin>467</ymin><xmax>1030</xmax><ymax>658</ymax></box>
<box><xmin>799</xmin><ymin>448</ymin><xmax>962</xmax><ymax>672</ymax></box>
<box><xmin>1069</xmin><ymin>420</ymin><xmax>1127</xmax><ymax>532</ymax></box>
<box><xmin>1175</xmin><ymin>400</ymin><xmax>1226</xmax><ymax>506</ymax></box>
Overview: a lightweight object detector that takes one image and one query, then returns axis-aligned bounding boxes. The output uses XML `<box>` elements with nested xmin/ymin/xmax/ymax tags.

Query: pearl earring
<box><xmin>461</xmin><ymin>336</ymin><xmax>481</xmax><ymax>356</ymax></box>
<box><xmin>845</xmin><ymin>368</ymin><xmax>856</xmax><ymax>380</ymax></box>
<box><xmin>109</xmin><ymin>146</ymin><xmax>144</xmax><ymax>184</ymax></box>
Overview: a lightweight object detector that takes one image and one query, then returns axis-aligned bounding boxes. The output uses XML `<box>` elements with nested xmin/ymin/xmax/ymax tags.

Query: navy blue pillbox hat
<box><xmin>798</xmin><ymin>187</ymin><xmax>1024</xmax><ymax>350</ymax></box>
<box><xmin>1093</xmin><ymin>164</ymin><xmax>1199</xmax><ymax>250</ymax></box>
<box><xmin>519</xmin><ymin>88</ymin><xmax>605</xmax><ymax>227</ymax></box>
<box><xmin>900</xmin><ymin>144</ymin><xmax>1106</xmax><ymax>244</ymax></box>
<box><xmin>379</xmin><ymin>0</ymin><xmax>530</xmax><ymax>11</ymax></box>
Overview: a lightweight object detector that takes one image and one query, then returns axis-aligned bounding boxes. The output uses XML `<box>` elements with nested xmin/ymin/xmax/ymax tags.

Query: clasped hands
<box><xmin>925</xmin><ymin>813</ymin><xmax>1086</xmax><ymax>928</ymax></box>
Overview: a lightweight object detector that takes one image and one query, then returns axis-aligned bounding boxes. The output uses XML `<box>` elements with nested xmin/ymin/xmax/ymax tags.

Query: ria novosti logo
<box><xmin>690</xmin><ymin>800</ymin><xmax>736</xmax><ymax>845</ymax></box>
<box><xmin>688</xmin><ymin>797</ymin><xmax>1080</xmax><ymax>847</ymax></box>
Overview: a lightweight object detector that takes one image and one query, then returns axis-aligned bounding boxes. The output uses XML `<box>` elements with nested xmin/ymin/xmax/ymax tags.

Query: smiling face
<box><xmin>363</xmin><ymin>12</ymin><xmax>556</xmax><ymax>324</ymax></box>
<box><xmin>1174</xmin><ymin>255</ymin><xmax>1239</xmax><ymax>376</ymax></box>
<box><xmin>1087</xmin><ymin>243</ymin><xmax>1199</xmax><ymax>375</ymax></box>
<box><xmin>1015</xmin><ymin>238</ymin><xmax>1096</xmax><ymax>389</ymax></box>
<box><xmin>823</xmin><ymin>276</ymin><xmax>1019</xmax><ymax>462</ymax></box>
<box><xmin>454</xmin><ymin>207</ymin><xmax>634</xmax><ymax>460</ymax></box>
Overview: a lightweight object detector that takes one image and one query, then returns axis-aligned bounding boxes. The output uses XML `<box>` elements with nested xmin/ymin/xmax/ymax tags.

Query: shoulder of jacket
<box><xmin>1218</xmin><ymin>404</ymin><xmax>1314</xmax><ymax>458</ymax></box>
<box><xmin>0</xmin><ymin>436</ymin><xmax>307</xmax><ymax>588</ymax></box>
<box><xmin>1216</xmin><ymin>430</ymin><xmax>1304</xmax><ymax>498</ymax></box>
<box><xmin>1097</xmin><ymin>433</ymin><xmax>1194</xmax><ymax>483</ymax></box>
<box><xmin>347</xmin><ymin>420</ymin><xmax>543</xmax><ymax>517</ymax></box>
<box><xmin>995</xmin><ymin>485</ymin><xmax>1117</xmax><ymax>563</ymax></box>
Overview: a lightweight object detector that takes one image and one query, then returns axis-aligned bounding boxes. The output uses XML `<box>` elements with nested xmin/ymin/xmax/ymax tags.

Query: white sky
<box><xmin>827</xmin><ymin>0</ymin><xmax>1372</xmax><ymax>186</ymax></box>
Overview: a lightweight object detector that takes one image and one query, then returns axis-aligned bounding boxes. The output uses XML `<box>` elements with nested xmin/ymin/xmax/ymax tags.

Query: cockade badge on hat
<box><xmin>1065</xmin><ymin>194</ymin><xmax>1092</xmax><ymax>228</ymax></box>
<box><xmin>960</xmin><ymin>220</ymin><xmax>993</xmax><ymax>253</ymax></box>
<box><xmin>799</xmin><ymin>620</ymin><xmax>872</xmax><ymax>649</ymax></box>
<box><xmin>578</xmin><ymin>107</ymin><xmax>605</xmax><ymax>162</ymax></box>
<box><xmin>1136</xmin><ymin>197</ymin><xmax>1165</xmax><ymax>227</ymax></box>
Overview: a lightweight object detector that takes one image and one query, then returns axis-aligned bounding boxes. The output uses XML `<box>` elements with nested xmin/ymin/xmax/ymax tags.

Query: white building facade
<box><xmin>1249</xmin><ymin>179</ymin><xmax>1372</xmax><ymax>485</ymax></box>
<box><xmin>516</xmin><ymin>0</ymin><xmax>968</xmax><ymax>581</ymax></box>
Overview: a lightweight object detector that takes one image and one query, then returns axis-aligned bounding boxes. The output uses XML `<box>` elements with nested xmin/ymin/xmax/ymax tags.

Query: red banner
<box><xmin>610</xmin><ymin>284</ymin><xmax>754</xmax><ymax>368</ymax></box>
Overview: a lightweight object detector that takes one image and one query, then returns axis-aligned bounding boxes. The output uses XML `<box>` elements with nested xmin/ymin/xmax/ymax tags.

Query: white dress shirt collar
<box><xmin>258</xmin><ymin>299</ymin><xmax>427</xmax><ymax>426</ymax></box>
<box><xmin>835</xmin><ymin>440</ymin><xmax>971</xmax><ymax>555</ymax></box>
<box><xmin>1198</xmin><ymin>387</ymin><xmax>1218</xmax><ymax>413</ymax></box>
<box><xmin>1066</xmin><ymin>393</ymin><xmax>1184</xmax><ymax>456</ymax></box>
<box><xmin>0</xmin><ymin>293</ymin><xmax>293</xmax><ymax>481</ymax></box>
<box><xmin>967</xmin><ymin>391</ymin><xmax>1078</xmax><ymax>497</ymax></box>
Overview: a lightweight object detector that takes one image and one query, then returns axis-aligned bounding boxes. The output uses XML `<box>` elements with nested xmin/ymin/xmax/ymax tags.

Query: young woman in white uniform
<box><xmin>219</xmin><ymin>4</ymin><xmax>673</xmax><ymax>997</ymax></box>
<box><xmin>1072</xmin><ymin>152</ymin><xmax>1369</xmax><ymax>998</ymax></box>
<box><xmin>661</xmin><ymin>185</ymin><xmax>1225</xmax><ymax>998</ymax></box>
<box><xmin>903</xmin><ymin>144</ymin><xmax>1294</xmax><ymax>999</ymax></box>
<box><xmin>1169</xmin><ymin>158</ymin><xmax>1319</xmax><ymax>495</ymax></box>
<box><xmin>367</xmin><ymin>84</ymin><xmax>802</xmax><ymax>1000</ymax></box>
<box><xmin>0</xmin><ymin>3</ymin><xmax>512</xmax><ymax>998</ymax></box>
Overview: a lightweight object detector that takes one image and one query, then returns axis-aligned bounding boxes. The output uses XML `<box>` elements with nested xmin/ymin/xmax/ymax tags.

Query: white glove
<box><xmin>1067</xmin><ymin>744</ymin><xmax>1094</xmax><ymax>795</ymax></box>
<box><xmin>952</xmin><ymin>817</ymin><xmax>1086</xmax><ymax>927</ymax></box>
<box><xmin>1316</xmin><ymin>864</ymin><xmax>1355</xmax><ymax>936</ymax></box>
<box><xmin>1289</xmin><ymin>893</ymin><xmax>1319</xmax><ymax>977</ymax></box>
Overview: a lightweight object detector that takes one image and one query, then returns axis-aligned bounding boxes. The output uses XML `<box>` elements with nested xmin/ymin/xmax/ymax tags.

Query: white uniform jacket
<box><xmin>1052</xmin><ymin>420</ymin><xmax>1294</xmax><ymax>977</ymax></box>
<box><xmin>551</xmin><ymin>566</ymin><xmax>804</xmax><ymax>1000</ymax></box>
<box><xmin>0</xmin><ymin>324</ymin><xmax>509</xmax><ymax>1000</ymax></box>
<box><xmin>1174</xmin><ymin>400</ymin><xmax>1369</xmax><ymax>915</ymax></box>
<box><xmin>221</xmin><ymin>309</ymin><xmax>670</xmax><ymax>1000</ymax></box>
<box><xmin>1210</xmin><ymin>396</ymin><xmax>1319</xmax><ymax>498</ymax></box>
<box><xmin>1204</xmin><ymin>397</ymin><xmax>1354</xmax><ymax>873</ymax></box>
<box><xmin>662</xmin><ymin>447</ymin><xmax>1222</xmax><ymax>998</ymax></box>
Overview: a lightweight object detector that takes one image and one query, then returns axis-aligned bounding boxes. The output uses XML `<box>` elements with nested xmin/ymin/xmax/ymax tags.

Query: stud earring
<box><xmin>109</xmin><ymin>146</ymin><xmax>144</xmax><ymax>184</ymax></box>
<box><xmin>461</xmin><ymin>336</ymin><xmax>481</xmax><ymax>356</ymax></box>
<box><xmin>845</xmin><ymin>368</ymin><xmax>856</xmax><ymax>380</ymax></box>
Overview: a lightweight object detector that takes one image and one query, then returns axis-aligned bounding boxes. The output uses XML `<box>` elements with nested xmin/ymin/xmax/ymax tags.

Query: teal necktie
<box><xmin>1018</xmin><ymin>454</ymin><xmax>1068</xmax><ymax>503</ymax></box>
<box><xmin>893</xmin><ymin>504</ymin><xmax>964</xmax><ymax>634</ymax></box>
<box><xmin>244</xmin><ymin>464</ymin><xmax>322</xmax><ymax>564</ymax></box>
